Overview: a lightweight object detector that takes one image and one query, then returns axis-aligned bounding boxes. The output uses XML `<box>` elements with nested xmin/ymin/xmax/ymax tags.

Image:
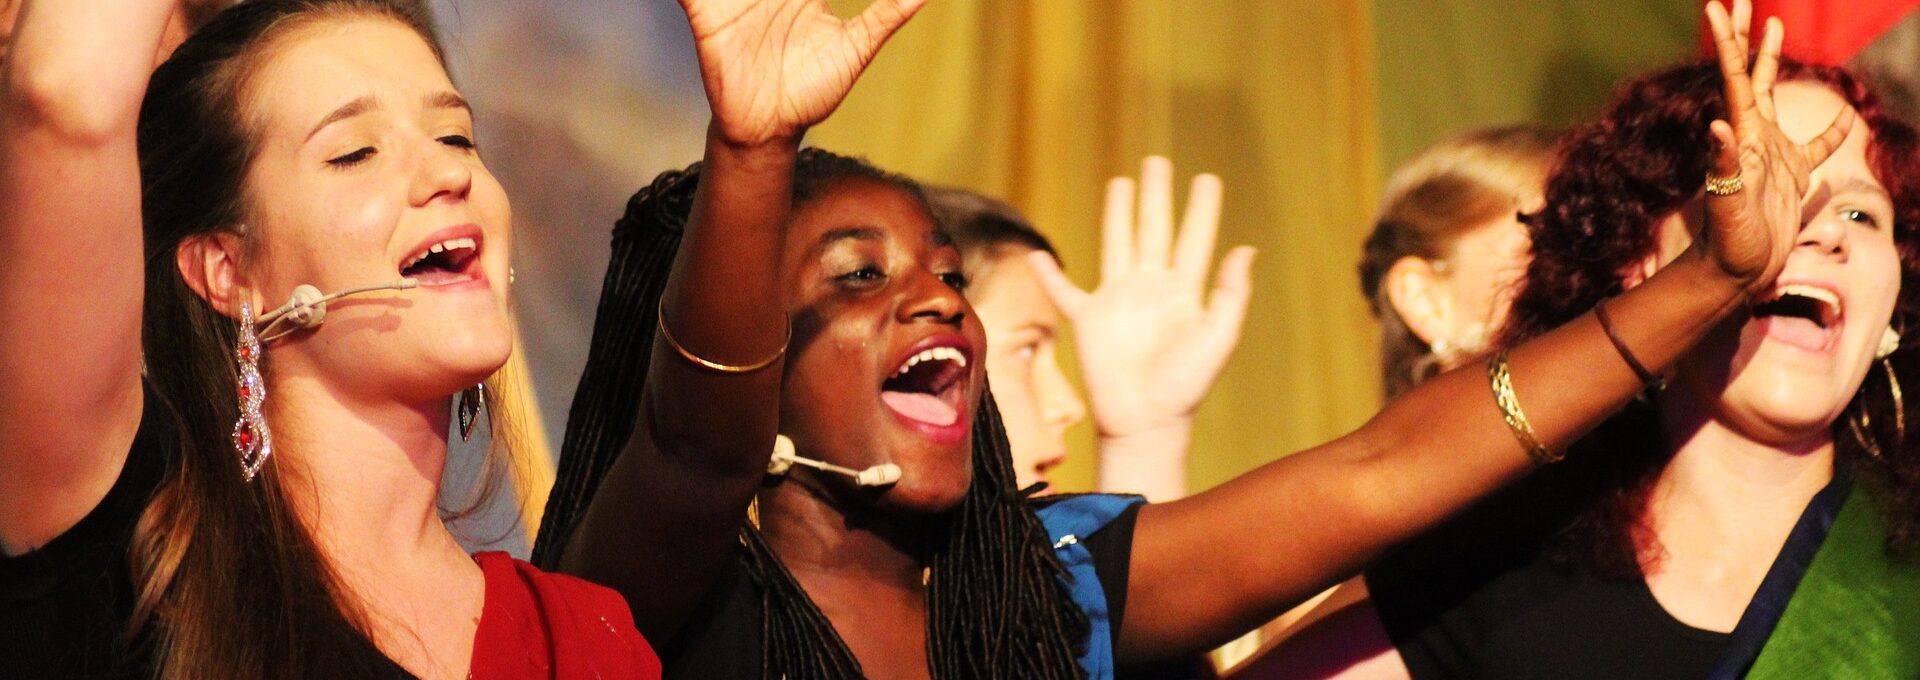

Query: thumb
<box><xmin>1203</xmin><ymin>246</ymin><xmax>1256</xmax><ymax>343</ymax></box>
<box><xmin>1026</xmin><ymin>250</ymin><xmax>1091</xmax><ymax>317</ymax></box>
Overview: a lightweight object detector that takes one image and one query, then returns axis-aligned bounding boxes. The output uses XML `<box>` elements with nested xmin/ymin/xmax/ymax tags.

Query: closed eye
<box><xmin>439</xmin><ymin>134</ymin><xmax>477</xmax><ymax>151</ymax></box>
<box><xmin>327</xmin><ymin>147</ymin><xmax>376</xmax><ymax>168</ymax></box>
<box><xmin>836</xmin><ymin>265</ymin><xmax>886</xmax><ymax>287</ymax></box>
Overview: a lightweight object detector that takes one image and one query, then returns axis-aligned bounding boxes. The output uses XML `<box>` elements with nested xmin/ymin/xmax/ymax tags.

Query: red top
<box><xmin>468</xmin><ymin>551</ymin><xmax>663</xmax><ymax>679</ymax></box>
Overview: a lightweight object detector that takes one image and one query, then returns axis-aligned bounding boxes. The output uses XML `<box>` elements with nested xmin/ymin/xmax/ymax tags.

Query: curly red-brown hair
<box><xmin>1499</xmin><ymin>57</ymin><xmax>1920</xmax><ymax>577</ymax></box>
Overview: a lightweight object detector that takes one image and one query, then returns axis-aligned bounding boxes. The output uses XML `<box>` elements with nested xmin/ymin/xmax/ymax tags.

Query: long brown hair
<box><xmin>132</xmin><ymin>1</ymin><xmax>487</xmax><ymax>676</ymax></box>
<box><xmin>1501</xmin><ymin>58</ymin><xmax>1920</xmax><ymax>575</ymax></box>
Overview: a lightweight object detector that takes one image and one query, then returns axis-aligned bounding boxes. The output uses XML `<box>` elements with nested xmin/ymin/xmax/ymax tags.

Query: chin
<box><xmin>878</xmin><ymin>477</ymin><xmax>973</xmax><ymax>515</ymax></box>
<box><xmin>1715</xmin><ymin>378</ymin><xmax>1851</xmax><ymax>446</ymax></box>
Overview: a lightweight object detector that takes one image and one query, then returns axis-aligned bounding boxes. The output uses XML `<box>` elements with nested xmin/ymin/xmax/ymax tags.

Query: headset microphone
<box><xmin>256</xmin><ymin>279</ymin><xmax>419</xmax><ymax>342</ymax></box>
<box><xmin>767</xmin><ymin>434</ymin><xmax>903</xmax><ymax>487</ymax></box>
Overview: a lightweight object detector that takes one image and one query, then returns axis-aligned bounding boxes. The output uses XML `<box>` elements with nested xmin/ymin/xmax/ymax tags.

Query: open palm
<box><xmin>1028</xmin><ymin>157</ymin><xmax>1256</xmax><ymax>439</ymax></box>
<box><xmin>681</xmin><ymin>0</ymin><xmax>927</xmax><ymax>146</ymax></box>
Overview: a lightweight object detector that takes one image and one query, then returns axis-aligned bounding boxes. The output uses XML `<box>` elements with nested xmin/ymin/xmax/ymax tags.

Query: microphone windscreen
<box><xmin>856</xmin><ymin>463</ymin><xmax>902</xmax><ymax>487</ymax></box>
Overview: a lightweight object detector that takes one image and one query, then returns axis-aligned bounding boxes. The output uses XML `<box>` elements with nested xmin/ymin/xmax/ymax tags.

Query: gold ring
<box><xmin>1705</xmin><ymin>171</ymin><xmax>1744</xmax><ymax>196</ymax></box>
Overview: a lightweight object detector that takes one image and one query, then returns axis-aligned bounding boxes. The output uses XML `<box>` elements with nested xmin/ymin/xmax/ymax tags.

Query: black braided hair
<box><xmin>534</xmin><ymin>149</ymin><xmax>1090</xmax><ymax>679</ymax></box>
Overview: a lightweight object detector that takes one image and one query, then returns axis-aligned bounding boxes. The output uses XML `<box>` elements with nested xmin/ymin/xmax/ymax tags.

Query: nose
<box><xmin>896</xmin><ymin>270</ymin><xmax>967</xmax><ymax>326</ymax></box>
<box><xmin>409</xmin><ymin>137</ymin><xmax>473</xmax><ymax>207</ymax></box>
<box><xmin>1037</xmin><ymin>356</ymin><xmax>1086</xmax><ymax>430</ymax></box>
<box><xmin>1797</xmin><ymin>209</ymin><xmax>1850</xmax><ymax>261</ymax></box>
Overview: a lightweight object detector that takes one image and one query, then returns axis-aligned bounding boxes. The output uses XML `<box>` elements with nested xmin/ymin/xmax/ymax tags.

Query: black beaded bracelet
<box><xmin>1594</xmin><ymin>299</ymin><xmax>1664</xmax><ymax>392</ymax></box>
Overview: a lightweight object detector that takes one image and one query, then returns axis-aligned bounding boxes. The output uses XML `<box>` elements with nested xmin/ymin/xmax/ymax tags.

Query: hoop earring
<box><xmin>1848</xmin><ymin>358</ymin><xmax>1906</xmax><ymax>460</ymax></box>
<box><xmin>457</xmin><ymin>383</ymin><xmax>487</xmax><ymax>442</ymax></box>
<box><xmin>233</xmin><ymin>301</ymin><xmax>274</xmax><ymax>481</ymax></box>
<box><xmin>1885</xmin><ymin>358</ymin><xmax>1905</xmax><ymax>452</ymax></box>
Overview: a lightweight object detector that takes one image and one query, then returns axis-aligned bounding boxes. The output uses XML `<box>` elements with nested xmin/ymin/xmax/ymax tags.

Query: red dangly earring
<box><xmin>233</xmin><ymin>301</ymin><xmax>274</xmax><ymax>480</ymax></box>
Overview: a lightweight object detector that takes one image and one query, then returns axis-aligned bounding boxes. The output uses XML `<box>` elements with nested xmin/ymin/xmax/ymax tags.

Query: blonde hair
<box><xmin>1358</xmin><ymin>125</ymin><xmax>1560</xmax><ymax>398</ymax></box>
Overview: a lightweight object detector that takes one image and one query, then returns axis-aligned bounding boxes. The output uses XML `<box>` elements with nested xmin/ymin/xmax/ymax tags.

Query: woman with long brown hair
<box><xmin>534</xmin><ymin>2</ymin><xmax>1856</xmax><ymax>678</ymax></box>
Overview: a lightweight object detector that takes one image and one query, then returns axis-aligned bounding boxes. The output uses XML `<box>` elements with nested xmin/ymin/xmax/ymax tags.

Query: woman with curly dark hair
<box><xmin>1236</xmin><ymin>10</ymin><xmax>1920</xmax><ymax>680</ymax></box>
<box><xmin>533</xmin><ymin>2</ymin><xmax>1863</xmax><ymax>678</ymax></box>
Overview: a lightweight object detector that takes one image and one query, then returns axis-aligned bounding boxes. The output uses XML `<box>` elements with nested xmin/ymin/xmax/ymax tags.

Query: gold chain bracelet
<box><xmin>657</xmin><ymin>304</ymin><xmax>790</xmax><ymax>374</ymax></box>
<box><xmin>1488</xmin><ymin>350</ymin><xmax>1561</xmax><ymax>465</ymax></box>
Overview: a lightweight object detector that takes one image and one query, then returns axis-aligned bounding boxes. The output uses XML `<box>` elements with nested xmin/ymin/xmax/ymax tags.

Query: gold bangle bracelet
<box><xmin>656</xmin><ymin>304</ymin><xmax>790</xmax><ymax>373</ymax></box>
<box><xmin>1488</xmin><ymin>350</ymin><xmax>1561</xmax><ymax>465</ymax></box>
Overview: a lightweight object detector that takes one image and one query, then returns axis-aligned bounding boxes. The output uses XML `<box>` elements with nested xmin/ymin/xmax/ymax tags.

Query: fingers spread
<box><xmin>1173</xmin><ymin>173</ymin><xmax>1225</xmax><ymax>292</ymax></box>
<box><xmin>1751</xmin><ymin>17</ymin><xmax>1783</xmax><ymax>121</ymax></box>
<box><xmin>1801</xmin><ymin>106</ymin><xmax>1858</xmax><ymax>168</ymax></box>
<box><xmin>1204</xmin><ymin>246</ymin><xmax>1257</xmax><ymax>339</ymax></box>
<box><xmin>1709</xmin><ymin>119</ymin><xmax>1742</xmax><ymax>179</ymax></box>
<box><xmin>1027</xmin><ymin>250</ymin><xmax>1091</xmax><ymax>316</ymax></box>
<box><xmin>1101</xmin><ymin>176</ymin><xmax>1137</xmax><ymax>279</ymax></box>
<box><xmin>851</xmin><ymin>0</ymin><xmax>930</xmax><ymax>65</ymax></box>
<box><xmin>1137</xmin><ymin>156</ymin><xmax>1176</xmax><ymax>269</ymax></box>
<box><xmin>1706</xmin><ymin>2</ymin><xmax>1759</xmax><ymax>120</ymax></box>
<box><xmin>1732</xmin><ymin>0</ymin><xmax>1752</xmax><ymax>58</ymax></box>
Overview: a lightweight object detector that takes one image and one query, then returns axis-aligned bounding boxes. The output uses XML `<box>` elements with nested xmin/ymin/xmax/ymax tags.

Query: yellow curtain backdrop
<box><xmin>813</xmin><ymin>0</ymin><xmax>1383</xmax><ymax>493</ymax></box>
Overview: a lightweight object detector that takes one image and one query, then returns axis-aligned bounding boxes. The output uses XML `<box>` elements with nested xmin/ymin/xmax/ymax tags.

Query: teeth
<box><xmin>891</xmin><ymin>346</ymin><xmax>969</xmax><ymax>377</ymax></box>
<box><xmin>401</xmin><ymin>237</ymin><xmax>478</xmax><ymax>269</ymax></box>
<box><xmin>1774</xmin><ymin>284</ymin><xmax>1839</xmax><ymax>308</ymax></box>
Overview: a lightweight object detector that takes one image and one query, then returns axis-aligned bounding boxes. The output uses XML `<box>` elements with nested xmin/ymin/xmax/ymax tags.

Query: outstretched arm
<box><xmin>557</xmin><ymin>0</ymin><xmax>926</xmax><ymax>645</ymax></box>
<box><xmin>1114</xmin><ymin>0</ymin><xmax>1852</xmax><ymax>665</ymax></box>
<box><xmin>0</xmin><ymin>0</ymin><xmax>176</xmax><ymax>555</ymax></box>
<box><xmin>1027</xmin><ymin>156</ymin><xmax>1255</xmax><ymax>502</ymax></box>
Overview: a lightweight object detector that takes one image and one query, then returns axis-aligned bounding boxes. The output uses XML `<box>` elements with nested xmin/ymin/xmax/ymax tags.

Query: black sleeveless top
<box><xmin>0</xmin><ymin>392</ymin><xmax>171</xmax><ymax>678</ymax></box>
<box><xmin>0</xmin><ymin>388</ymin><xmax>413</xmax><ymax>679</ymax></box>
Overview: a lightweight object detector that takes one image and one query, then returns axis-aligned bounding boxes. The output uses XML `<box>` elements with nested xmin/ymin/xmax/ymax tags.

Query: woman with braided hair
<box><xmin>534</xmin><ymin>2</ymin><xmax>1856</xmax><ymax>679</ymax></box>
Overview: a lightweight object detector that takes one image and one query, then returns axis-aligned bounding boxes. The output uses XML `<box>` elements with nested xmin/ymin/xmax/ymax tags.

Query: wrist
<box><xmin>1666</xmin><ymin>244</ymin><xmax>1755</xmax><ymax>303</ymax></box>
<box><xmin>1098</xmin><ymin>418</ymin><xmax>1193</xmax><ymax>458</ymax></box>
<box><xmin>708</xmin><ymin>121</ymin><xmax>804</xmax><ymax>158</ymax></box>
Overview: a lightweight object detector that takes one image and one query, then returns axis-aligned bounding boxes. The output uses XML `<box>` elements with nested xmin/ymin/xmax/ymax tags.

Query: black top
<box><xmin>662</xmin><ymin>502</ymin><xmax>1206</xmax><ymax>680</ymax></box>
<box><xmin>0</xmin><ymin>389</ymin><xmax>413</xmax><ymax>679</ymax></box>
<box><xmin>1</xmin><ymin>390</ymin><xmax>170</xmax><ymax>679</ymax></box>
<box><xmin>1366</xmin><ymin>499</ymin><xmax>1730</xmax><ymax>680</ymax></box>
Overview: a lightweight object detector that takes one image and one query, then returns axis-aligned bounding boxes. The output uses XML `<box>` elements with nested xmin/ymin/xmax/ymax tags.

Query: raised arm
<box><xmin>0</xmin><ymin>0</ymin><xmax>177</xmax><ymax>555</ymax></box>
<box><xmin>555</xmin><ymin>0</ymin><xmax>925</xmax><ymax>644</ymax></box>
<box><xmin>1112</xmin><ymin>1</ymin><xmax>1852</xmax><ymax>665</ymax></box>
<box><xmin>1026</xmin><ymin>156</ymin><xmax>1255</xmax><ymax>502</ymax></box>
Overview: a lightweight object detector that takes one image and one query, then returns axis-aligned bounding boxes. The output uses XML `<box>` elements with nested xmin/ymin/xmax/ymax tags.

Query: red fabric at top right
<box><xmin>1699</xmin><ymin>0</ymin><xmax>1920</xmax><ymax>65</ymax></box>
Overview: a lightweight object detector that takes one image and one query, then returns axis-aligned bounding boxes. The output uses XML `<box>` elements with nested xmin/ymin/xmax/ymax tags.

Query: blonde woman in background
<box><xmin>927</xmin><ymin>157</ymin><xmax>1258</xmax><ymax>502</ymax></box>
<box><xmin>1216</xmin><ymin>126</ymin><xmax>1560</xmax><ymax>675</ymax></box>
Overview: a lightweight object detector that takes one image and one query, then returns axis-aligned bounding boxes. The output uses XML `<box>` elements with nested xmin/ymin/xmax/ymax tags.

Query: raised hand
<box><xmin>1698</xmin><ymin>0</ymin><xmax>1855</xmax><ymax>295</ymax></box>
<box><xmin>679</xmin><ymin>0</ymin><xmax>928</xmax><ymax>147</ymax></box>
<box><xmin>1027</xmin><ymin>157</ymin><xmax>1257</xmax><ymax>443</ymax></box>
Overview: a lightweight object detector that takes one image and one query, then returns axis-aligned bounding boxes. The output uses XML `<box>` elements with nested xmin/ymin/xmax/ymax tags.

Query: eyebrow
<box><xmin>304</xmin><ymin>91</ymin><xmax>471</xmax><ymax>143</ymax></box>
<box><xmin>306</xmin><ymin>95</ymin><xmax>379</xmax><ymax>142</ymax></box>
<box><xmin>812</xmin><ymin>226</ymin><xmax>885</xmax><ymax>255</ymax></box>
<box><xmin>427</xmin><ymin>90</ymin><xmax>471</xmax><ymax>115</ymax></box>
<box><xmin>1832</xmin><ymin>176</ymin><xmax>1892</xmax><ymax>202</ymax></box>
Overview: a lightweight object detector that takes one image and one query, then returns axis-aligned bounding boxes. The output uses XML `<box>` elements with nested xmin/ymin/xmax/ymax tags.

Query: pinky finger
<box><xmin>1799</xmin><ymin>106</ymin><xmax>1857</xmax><ymax>168</ymax></box>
